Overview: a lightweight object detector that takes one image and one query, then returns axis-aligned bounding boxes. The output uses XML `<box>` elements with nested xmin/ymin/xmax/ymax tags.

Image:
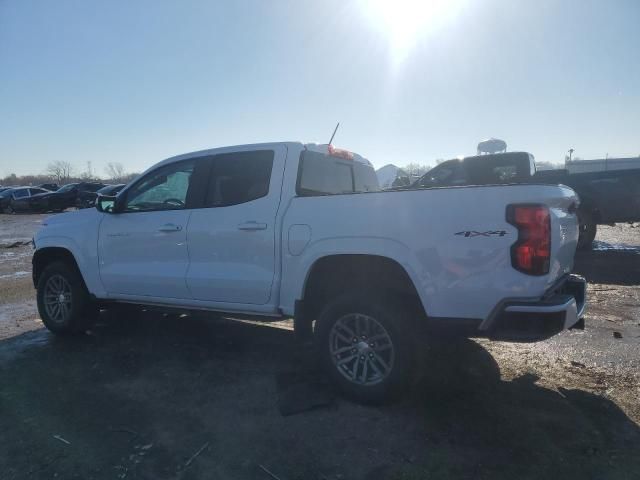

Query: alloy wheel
<box><xmin>43</xmin><ymin>274</ymin><xmax>73</xmax><ymax>325</ymax></box>
<box><xmin>329</xmin><ymin>313</ymin><xmax>395</xmax><ymax>386</ymax></box>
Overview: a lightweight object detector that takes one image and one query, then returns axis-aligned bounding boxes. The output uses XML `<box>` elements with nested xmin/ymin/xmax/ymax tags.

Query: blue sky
<box><xmin>1</xmin><ymin>0</ymin><xmax>639</xmax><ymax>177</ymax></box>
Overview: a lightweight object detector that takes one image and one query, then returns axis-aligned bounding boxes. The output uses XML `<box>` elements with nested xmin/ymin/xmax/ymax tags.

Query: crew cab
<box><xmin>32</xmin><ymin>142</ymin><xmax>586</xmax><ymax>402</ymax></box>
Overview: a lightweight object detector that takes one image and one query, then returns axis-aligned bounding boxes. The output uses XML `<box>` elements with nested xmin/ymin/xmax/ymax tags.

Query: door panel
<box><xmin>99</xmin><ymin>210</ymin><xmax>192</xmax><ymax>298</ymax></box>
<box><xmin>98</xmin><ymin>158</ymin><xmax>201</xmax><ymax>299</ymax></box>
<box><xmin>186</xmin><ymin>146</ymin><xmax>286</xmax><ymax>304</ymax></box>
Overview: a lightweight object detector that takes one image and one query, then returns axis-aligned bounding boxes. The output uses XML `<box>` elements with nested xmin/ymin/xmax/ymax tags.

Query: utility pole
<box><xmin>568</xmin><ymin>148</ymin><xmax>574</xmax><ymax>161</ymax></box>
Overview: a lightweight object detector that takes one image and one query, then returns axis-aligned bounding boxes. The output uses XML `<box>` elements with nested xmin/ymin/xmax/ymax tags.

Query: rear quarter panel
<box><xmin>280</xmin><ymin>184</ymin><xmax>578</xmax><ymax>321</ymax></box>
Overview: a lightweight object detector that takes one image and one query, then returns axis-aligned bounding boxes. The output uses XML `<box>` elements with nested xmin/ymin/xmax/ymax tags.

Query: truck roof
<box><xmin>151</xmin><ymin>142</ymin><xmax>372</xmax><ymax>172</ymax></box>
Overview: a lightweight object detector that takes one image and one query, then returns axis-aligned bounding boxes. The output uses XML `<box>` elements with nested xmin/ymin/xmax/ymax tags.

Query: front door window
<box><xmin>123</xmin><ymin>161</ymin><xmax>195</xmax><ymax>212</ymax></box>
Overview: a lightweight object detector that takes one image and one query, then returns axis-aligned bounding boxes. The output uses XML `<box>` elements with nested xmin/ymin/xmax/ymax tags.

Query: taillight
<box><xmin>506</xmin><ymin>204</ymin><xmax>551</xmax><ymax>275</ymax></box>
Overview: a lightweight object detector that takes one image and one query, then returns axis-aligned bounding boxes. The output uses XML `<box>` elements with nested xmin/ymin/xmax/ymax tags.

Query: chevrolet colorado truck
<box><xmin>32</xmin><ymin>142</ymin><xmax>586</xmax><ymax>402</ymax></box>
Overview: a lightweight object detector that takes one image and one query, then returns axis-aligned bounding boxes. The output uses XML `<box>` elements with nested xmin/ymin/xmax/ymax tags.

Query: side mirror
<box><xmin>96</xmin><ymin>195</ymin><xmax>117</xmax><ymax>213</ymax></box>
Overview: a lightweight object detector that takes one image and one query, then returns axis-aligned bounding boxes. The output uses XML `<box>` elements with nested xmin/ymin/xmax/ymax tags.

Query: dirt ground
<box><xmin>0</xmin><ymin>213</ymin><xmax>638</xmax><ymax>480</ymax></box>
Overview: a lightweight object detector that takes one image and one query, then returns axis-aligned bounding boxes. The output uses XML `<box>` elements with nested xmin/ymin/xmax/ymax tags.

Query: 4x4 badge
<box><xmin>455</xmin><ymin>230</ymin><xmax>508</xmax><ymax>237</ymax></box>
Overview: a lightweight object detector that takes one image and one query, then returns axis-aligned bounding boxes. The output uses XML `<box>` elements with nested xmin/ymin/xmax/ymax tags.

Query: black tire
<box><xmin>315</xmin><ymin>294</ymin><xmax>415</xmax><ymax>404</ymax></box>
<box><xmin>577</xmin><ymin>209</ymin><xmax>597</xmax><ymax>251</ymax></box>
<box><xmin>6</xmin><ymin>204</ymin><xmax>15</xmax><ymax>214</ymax></box>
<box><xmin>36</xmin><ymin>261</ymin><xmax>95</xmax><ymax>334</ymax></box>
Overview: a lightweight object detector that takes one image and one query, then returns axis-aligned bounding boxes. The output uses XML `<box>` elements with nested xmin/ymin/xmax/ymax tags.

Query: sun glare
<box><xmin>362</xmin><ymin>0</ymin><xmax>465</xmax><ymax>64</ymax></box>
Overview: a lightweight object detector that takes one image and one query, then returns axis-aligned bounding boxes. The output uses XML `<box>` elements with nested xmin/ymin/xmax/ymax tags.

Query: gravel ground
<box><xmin>0</xmin><ymin>213</ymin><xmax>638</xmax><ymax>479</ymax></box>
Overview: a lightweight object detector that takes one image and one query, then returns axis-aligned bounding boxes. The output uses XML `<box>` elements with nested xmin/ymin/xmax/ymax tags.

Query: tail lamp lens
<box><xmin>507</xmin><ymin>205</ymin><xmax>551</xmax><ymax>275</ymax></box>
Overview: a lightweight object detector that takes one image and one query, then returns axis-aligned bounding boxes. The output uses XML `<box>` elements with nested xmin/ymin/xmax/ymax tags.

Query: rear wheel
<box><xmin>577</xmin><ymin>209</ymin><xmax>597</xmax><ymax>251</ymax></box>
<box><xmin>6</xmin><ymin>204</ymin><xmax>15</xmax><ymax>214</ymax></box>
<box><xmin>36</xmin><ymin>261</ymin><xmax>95</xmax><ymax>334</ymax></box>
<box><xmin>315</xmin><ymin>294</ymin><xmax>414</xmax><ymax>404</ymax></box>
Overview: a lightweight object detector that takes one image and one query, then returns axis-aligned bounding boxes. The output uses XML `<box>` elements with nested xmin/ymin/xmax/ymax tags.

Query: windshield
<box><xmin>97</xmin><ymin>184</ymin><xmax>124</xmax><ymax>195</ymax></box>
<box><xmin>56</xmin><ymin>184</ymin><xmax>76</xmax><ymax>193</ymax></box>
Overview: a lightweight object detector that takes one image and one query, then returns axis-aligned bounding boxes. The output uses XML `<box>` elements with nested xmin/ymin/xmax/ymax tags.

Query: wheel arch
<box><xmin>293</xmin><ymin>253</ymin><xmax>427</xmax><ymax>338</ymax></box>
<box><xmin>32</xmin><ymin>247</ymin><xmax>82</xmax><ymax>288</ymax></box>
<box><xmin>577</xmin><ymin>193</ymin><xmax>602</xmax><ymax>223</ymax></box>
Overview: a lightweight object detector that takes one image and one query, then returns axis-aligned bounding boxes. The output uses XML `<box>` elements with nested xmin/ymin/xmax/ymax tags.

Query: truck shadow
<box><xmin>0</xmin><ymin>311</ymin><xmax>638</xmax><ymax>479</ymax></box>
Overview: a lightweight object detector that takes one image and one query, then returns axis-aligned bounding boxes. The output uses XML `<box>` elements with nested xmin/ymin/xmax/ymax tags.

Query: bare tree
<box><xmin>402</xmin><ymin>162</ymin><xmax>431</xmax><ymax>177</ymax></box>
<box><xmin>45</xmin><ymin>161</ymin><xmax>74</xmax><ymax>184</ymax></box>
<box><xmin>105</xmin><ymin>162</ymin><xmax>126</xmax><ymax>182</ymax></box>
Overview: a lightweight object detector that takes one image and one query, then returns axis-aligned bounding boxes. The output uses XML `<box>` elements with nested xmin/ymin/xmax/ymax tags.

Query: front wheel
<box><xmin>36</xmin><ymin>261</ymin><xmax>95</xmax><ymax>334</ymax></box>
<box><xmin>6</xmin><ymin>204</ymin><xmax>15</xmax><ymax>214</ymax></box>
<box><xmin>315</xmin><ymin>294</ymin><xmax>415</xmax><ymax>404</ymax></box>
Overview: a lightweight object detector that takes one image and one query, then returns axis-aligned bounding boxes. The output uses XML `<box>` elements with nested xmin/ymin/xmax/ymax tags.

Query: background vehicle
<box><xmin>412</xmin><ymin>152</ymin><xmax>640</xmax><ymax>250</ymax></box>
<box><xmin>0</xmin><ymin>187</ymin><xmax>50</xmax><ymax>213</ymax></box>
<box><xmin>0</xmin><ymin>188</ymin><xmax>19</xmax><ymax>212</ymax></box>
<box><xmin>38</xmin><ymin>183</ymin><xmax>59</xmax><ymax>192</ymax></box>
<box><xmin>30</xmin><ymin>182</ymin><xmax>105</xmax><ymax>212</ymax></box>
<box><xmin>77</xmin><ymin>184</ymin><xmax>126</xmax><ymax>209</ymax></box>
<box><xmin>32</xmin><ymin>142</ymin><xmax>585</xmax><ymax>402</ymax></box>
<box><xmin>411</xmin><ymin>152</ymin><xmax>535</xmax><ymax>189</ymax></box>
<box><xmin>534</xmin><ymin>167</ymin><xmax>640</xmax><ymax>249</ymax></box>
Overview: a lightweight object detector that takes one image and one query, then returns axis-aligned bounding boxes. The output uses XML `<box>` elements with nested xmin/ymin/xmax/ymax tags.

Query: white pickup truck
<box><xmin>32</xmin><ymin>142</ymin><xmax>586</xmax><ymax>402</ymax></box>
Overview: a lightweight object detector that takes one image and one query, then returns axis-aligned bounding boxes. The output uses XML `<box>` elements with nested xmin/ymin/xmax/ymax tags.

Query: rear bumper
<box><xmin>482</xmin><ymin>274</ymin><xmax>587</xmax><ymax>342</ymax></box>
<box><xmin>425</xmin><ymin>275</ymin><xmax>587</xmax><ymax>342</ymax></box>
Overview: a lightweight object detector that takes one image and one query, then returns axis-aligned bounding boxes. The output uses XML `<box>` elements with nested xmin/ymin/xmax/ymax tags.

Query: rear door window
<box><xmin>203</xmin><ymin>150</ymin><xmax>274</xmax><ymax>207</ymax></box>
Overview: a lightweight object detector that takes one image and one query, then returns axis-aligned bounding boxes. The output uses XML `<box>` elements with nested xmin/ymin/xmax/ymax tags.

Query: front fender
<box><xmin>34</xmin><ymin>235</ymin><xmax>105</xmax><ymax>297</ymax></box>
<box><xmin>33</xmin><ymin>209</ymin><xmax>105</xmax><ymax>295</ymax></box>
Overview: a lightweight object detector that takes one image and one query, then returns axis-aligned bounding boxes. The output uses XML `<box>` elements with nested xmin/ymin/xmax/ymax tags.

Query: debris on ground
<box><xmin>52</xmin><ymin>435</ymin><xmax>70</xmax><ymax>445</ymax></box>
<box><xmin>184</xmin><ymin>441</ymin><xmax>209</xmax><ymax>468</ymax></box>
<box><xmin>259</xmin><ymin>464</ymin><xmax>283</xmax><ymax>480</ymax></box>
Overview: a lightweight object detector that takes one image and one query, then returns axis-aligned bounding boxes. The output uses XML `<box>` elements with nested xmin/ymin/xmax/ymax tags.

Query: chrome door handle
<box><xmin>237</xmin><ymin>221</ymin><xmax>267</xmax><ymax>231</ymax></box>
<box><xmin>158</xmin><ymin>223</ymin><xmax>182</xmax><ymax>232</ymax></box>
